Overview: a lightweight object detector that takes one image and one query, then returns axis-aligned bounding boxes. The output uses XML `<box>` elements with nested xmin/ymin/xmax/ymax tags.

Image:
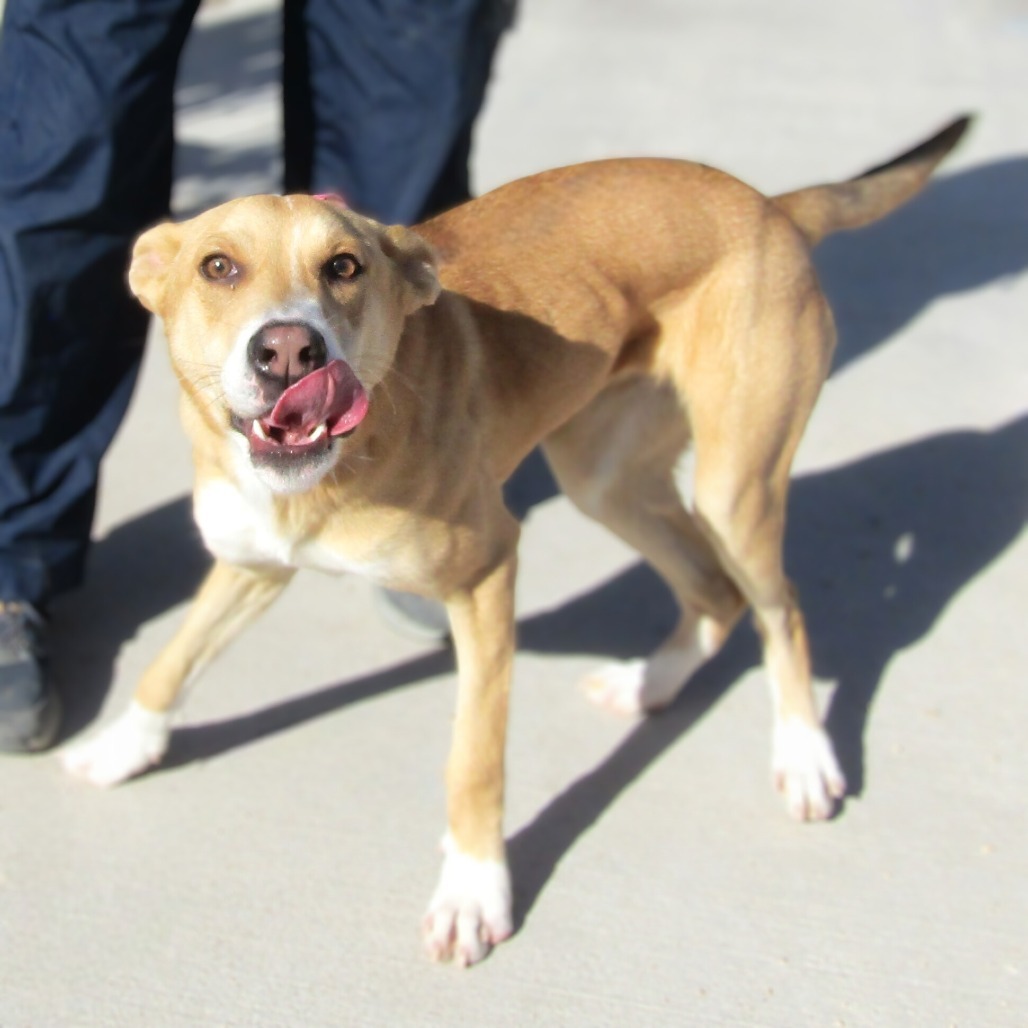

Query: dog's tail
<box><xmin>773</xmin><ymin>115</ymin><xmax>972</xmax><ymax>247</ymax></box>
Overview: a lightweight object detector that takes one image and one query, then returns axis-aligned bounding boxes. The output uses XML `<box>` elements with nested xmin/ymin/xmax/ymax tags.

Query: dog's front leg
<box><xmin>62</xmin><ymin>560</ymin><xmax>293</xmax><ymax>787</ymax></box>
<box><xmin>423</xmin><ymin>548</ymin><xmax>517</xmax><ymax>967</ymax></box>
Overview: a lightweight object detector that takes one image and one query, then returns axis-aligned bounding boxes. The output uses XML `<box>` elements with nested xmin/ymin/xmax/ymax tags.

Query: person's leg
<box><xmin>0</xmin><ymin>0</ymin><xmax>200</xmax><ymax>750</ymax></box>
<box><xmin>283</xmin><ymin>0</ymin><xmax>512</xmax><ymax>222</ymax></box>
<box><xmin>282</xmin><ymin>0</ymin><xmax>515</xmax><ymax>639</ymax></box>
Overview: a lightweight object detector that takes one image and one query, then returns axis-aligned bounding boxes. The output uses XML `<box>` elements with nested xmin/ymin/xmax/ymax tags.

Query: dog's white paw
<box><xmin>772</xmin><ymin>719</ymin><xmax>846</xmax><ymax>821</ymax></box>
<box><xmin>61</xmin><ymin>702</ymin><xmax>172</xmax><ymax>787</ymax></box>
<box><xmin>581</xmin><ymin>659</ymin><xmax>655</xmax><ymax>715</ymax></box>
<box><xmin>581</xmin><ymin>650</ymin><xmax>699</xmax><ymax>716</ymax></box>
<box><xmin>581</xmin><ymin>623</ymin><xmax>716</xmax><ymax>716</ymax></box>
<box><xmin>422</xmin><ymin>838</ymin><xmax>513</xmax><ymax>967</ymax></box>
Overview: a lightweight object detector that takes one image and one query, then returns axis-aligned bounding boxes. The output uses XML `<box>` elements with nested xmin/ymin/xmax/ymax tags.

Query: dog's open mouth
<box><xmin>233</xmin><ymin>360</ymin><xmax>369</xmax><ymax>459</ymax></box>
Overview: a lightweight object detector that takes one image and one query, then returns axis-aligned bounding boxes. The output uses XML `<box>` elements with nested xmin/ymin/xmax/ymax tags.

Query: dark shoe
<box><xmin>0</xmin><ymin>602</ymin><xmax>61</xmax><ymax>753</ymax></box>
<box><xmin>374</xmin><ymin>588</ymin><xmax>451</xmax><ymax>642</ymax></box>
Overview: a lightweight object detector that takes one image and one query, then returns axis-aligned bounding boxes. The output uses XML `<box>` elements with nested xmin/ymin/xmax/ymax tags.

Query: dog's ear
<box><xmin>128</xmin><ymin>221</ymin><xmax>184</xmax><ymax>314</ymax></box>
<box><xmin>381</xmin><ymin>225</ymin><xmax>441</xmax><ymax>314</ymax></box>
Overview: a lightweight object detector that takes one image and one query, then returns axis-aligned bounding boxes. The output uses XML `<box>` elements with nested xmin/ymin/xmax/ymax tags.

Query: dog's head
<box><xmin>129</xmin><ymin>194</ymin><xmax>439</xmax><ymax>494</ymax></box>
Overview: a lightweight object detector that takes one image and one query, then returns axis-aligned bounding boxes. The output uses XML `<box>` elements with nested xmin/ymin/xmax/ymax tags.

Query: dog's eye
<box><xmin>200</xmin><ymin>253</ymin><xmax>239</xmax><ymax>282</ymax></box>
<box><xmin>324</xmin><ymin>253</ymin><xmax>362</xmax><ymax>282</ymax></box>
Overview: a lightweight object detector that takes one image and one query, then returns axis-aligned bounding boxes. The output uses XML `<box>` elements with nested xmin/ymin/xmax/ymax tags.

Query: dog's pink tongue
<box><xmin>267</xmin><ymin>360</ymin><xmax>369</xmax><ymax>437</ymax></box>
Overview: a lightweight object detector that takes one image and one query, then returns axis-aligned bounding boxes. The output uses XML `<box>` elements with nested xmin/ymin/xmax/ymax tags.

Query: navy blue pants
<box><xmin>0</xmin><ymin>0</ymin><xmax>508</xmax><ymax>606</ymax></box>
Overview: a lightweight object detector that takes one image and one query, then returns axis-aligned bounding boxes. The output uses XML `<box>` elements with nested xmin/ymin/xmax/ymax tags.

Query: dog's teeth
<box><xmin>308</xmin><ymin>423</ymin><xmax>327</xmax><ymax>442</ymax></box>
<box><xmin>252</xmin><ymin>420</ymin><xmax>269</xmax><ymax>441</ymax></box>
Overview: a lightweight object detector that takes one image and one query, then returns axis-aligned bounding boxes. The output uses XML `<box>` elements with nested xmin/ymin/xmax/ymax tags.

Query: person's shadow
<box><xmin>52</xmin><ymin>499</ymin><xmax>211</xmax><ymax>737</ymax></box>
<box><xmin>51</xmin><ymin>154</ymin><xmax>1028</xmax><ymax>932</ymax></box>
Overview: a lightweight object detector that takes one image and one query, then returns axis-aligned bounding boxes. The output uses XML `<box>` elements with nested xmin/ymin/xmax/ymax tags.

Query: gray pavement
<box><xmin>4</xmin><ymin>0</ymin><xmax>1027</xmax><ymax>1024</ymax></box>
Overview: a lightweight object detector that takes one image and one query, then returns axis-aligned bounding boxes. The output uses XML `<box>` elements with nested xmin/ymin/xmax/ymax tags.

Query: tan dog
<box><xmin>63</xmin><ymin>117</ymin><xmax>969</xmax><ymax>965</ymax></box>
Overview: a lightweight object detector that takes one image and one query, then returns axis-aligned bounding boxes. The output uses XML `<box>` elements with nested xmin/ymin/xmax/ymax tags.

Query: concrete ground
<box><xmin>3</xmin><ymin>0</ymin><xmax>1027</xmax><ymax>1024</ymax></box>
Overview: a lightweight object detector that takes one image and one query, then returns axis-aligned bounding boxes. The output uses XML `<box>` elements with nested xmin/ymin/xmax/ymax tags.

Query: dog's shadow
<box><xmin>512</xmin><ymin>416</ymin><xmax>1028</xmax><ymax>919</ymax></box>
<box><xmin>816</xmin><ymin>153</ymin><xmax>1028</xmax><ymax>372</ymax></box>
<box><xmin>51</xmin><ymin>156</ymin><xmax>1028</xmax><ymax>930</ymax></box>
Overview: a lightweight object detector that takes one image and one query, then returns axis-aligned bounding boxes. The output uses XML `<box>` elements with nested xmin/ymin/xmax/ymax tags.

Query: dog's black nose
<box><xmin>247</xmin><ymin>322</ymin><xmax>327</xmax><ymax>385</ymax></box>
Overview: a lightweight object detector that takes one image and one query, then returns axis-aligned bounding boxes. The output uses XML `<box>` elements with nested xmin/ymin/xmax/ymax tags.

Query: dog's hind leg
<box><xmin>686</xmin><ymin>444</ymin><xmax>846</xmax><ymax>820</ymax></box>
<box><xmin>543</xmin><ymin>375</ymin><xmax>747</xmax><ymax>715</ymax></box>
<box><xmin>670</xmin><ymin>277</ymin><xmax>846</xmax><ymax>820</ymax></box>
<box><xmin>61</xmin><ymin>560</ymin><xmax>293</xmax><ymax>786</ymax></box>
<box><xmin>549</xmin><ymin>254</ymin><xmax>845</xmax><ymax>819</ymax></box>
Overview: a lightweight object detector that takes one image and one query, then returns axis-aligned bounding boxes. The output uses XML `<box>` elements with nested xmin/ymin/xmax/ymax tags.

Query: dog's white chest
<box><xmin>193</xmin><ymin>478</ymin><xmax>378</xmax><ymax>578</ymax></box>
<box><xmin>194</xmin><ymin>479</ymin><xmax>292</xmax><ymax>567</ymax></box>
